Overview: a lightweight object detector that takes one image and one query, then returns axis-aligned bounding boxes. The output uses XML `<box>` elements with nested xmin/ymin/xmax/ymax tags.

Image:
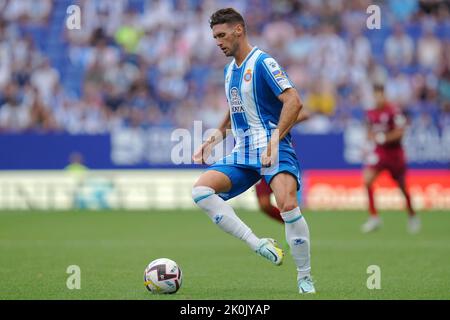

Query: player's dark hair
<box><xmin>209</xmin><ymin>8</ymin><xmax>246</xmax><ymax>32</ymax></box>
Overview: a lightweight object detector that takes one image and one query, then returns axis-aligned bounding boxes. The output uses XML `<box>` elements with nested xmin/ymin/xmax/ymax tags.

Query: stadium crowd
<box><xmin>0</xmin><ymin>0</ymin><xmax>449</xmax><ymax>134</ymax></box>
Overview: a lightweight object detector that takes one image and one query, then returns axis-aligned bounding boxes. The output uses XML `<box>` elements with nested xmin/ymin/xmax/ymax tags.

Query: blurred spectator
<box><xmin>0</xmin><ymin>18</ymin><xmax>11</xmax><ymax>90</ymax></box>
<box><xmin>417</xmin><ymin>22</ymin><xmax>442</xmax><ymax>70</ymax></box>
<box><xmin>385</xmin><ymin>69</ymin><xmax>414</xmax><ymax>108</ymax></box>
<box><xmin>262</xmin><ymin>15</ymin><xmax>296</xmax><ymax>50</ymax></box>
<box><xmin>0</xmin><ymin>0</ymin><xmax>448</xmax><ymax>135</ymax></box>
<box><xmin>285</xmin><ymin>24</ymin><xmax>314</xmax><ymax>65</ymax></box>
<box><xmin>82</xmin><ymin>0</ymin><xmax>127</xmax><ymax>40</ymax></box>
<box><xmin>65</xmin><ymin>152</ymin><xmax>88</xmax><ymax>173</ymax></box>
<box><xmin>388</xmin><ymin>0</ymin><xmax>419</xmax><ymax>22</ymax></box>
<box><xmin>114</xmin><ymin>9</ymin><xmax>143</xmax><ymax>53</ymax></box>
<box><xmin>384</xmin><ymin>23</ymin><xmax>414</xmax><ymax>67</ymax></box>
<box><xmin>311</xmin><ymin>23</ymin><xmax>348</xmax><ymax>85</ymax></box>
<box><xmin>438</xmin><ymin>65</ymin><xmax>450</xmax><ymax>112</ymax></box>
<box><xmin>1</xmin><ymin>0</ymin><xmax>52</xmax><ymax>25</ymax></box>
<box><xmin>367</xmin><ymin>59</ymin><xmax>389</xmax><ymax>87</ymax></box>
<box><xmin>30</xmin><ymin>58</ymin><xmax>60</xmax><ymax>106</ymax></box>
<box><xmin>29</xmin><ymin>86</ymin><xmax>58</xmax><ymax>132</ymax></box>
<box><xmin>305</xmin><ymin>79</ymin><xmax>337</xmax><ymax>116</ymax></box>
<box><xmin>0</xmin><ymin>83</ymin><xmax>31</xmax><ymax>131</ymax></box>
<box><xmin>347</xmin><ymin>31</ymin><xmax>372</xmax><ymax>70</ymax></box>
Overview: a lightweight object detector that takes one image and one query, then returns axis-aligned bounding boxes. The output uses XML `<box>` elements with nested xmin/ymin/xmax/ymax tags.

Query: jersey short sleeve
<box><xmin>259</xmin><ymin>56</ymin><xmax>293</xmax><ymax>97</ymax></box>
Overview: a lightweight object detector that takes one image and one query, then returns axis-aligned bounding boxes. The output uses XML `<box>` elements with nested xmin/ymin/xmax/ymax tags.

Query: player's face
<box><xmin>212</xmin><ymin>23</ymin><xmax>239</xmax><ymax>57</ymax></box>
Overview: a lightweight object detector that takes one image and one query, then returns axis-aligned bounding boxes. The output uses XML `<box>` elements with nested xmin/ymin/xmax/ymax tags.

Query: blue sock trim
<box><xmin>285</xmin><ymin>215</ymin><xmax>303</xmax><ymax>224</ymax></box>
<box><xmin>193</xmin><ymin>193</ymin><xmax>214</xmax><ymax>203</ymax></box>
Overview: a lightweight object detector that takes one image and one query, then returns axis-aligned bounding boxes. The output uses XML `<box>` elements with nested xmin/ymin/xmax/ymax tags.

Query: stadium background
<box><xmin>1</xmin><ymin>0</ymin><xmax>450</xmax><ymax>301</ymax></box>
<box><xmin>0</xmin><ymin>0</ymin><xmax>449</xmax><ymax>211</ymax></box>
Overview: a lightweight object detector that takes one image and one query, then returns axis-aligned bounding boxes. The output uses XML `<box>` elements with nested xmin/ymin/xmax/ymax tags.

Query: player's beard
<box><xmin>226</xmin><ymin>42</ymin><xmax>238</xmax><ymax>57</ymax></box>
<box><xmin>222</xmin><ymin>48</ymin><xmax>232</xmax><ymax>56</ymax></box>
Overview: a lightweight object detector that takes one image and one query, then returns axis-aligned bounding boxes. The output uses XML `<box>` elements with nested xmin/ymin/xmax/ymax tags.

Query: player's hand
<box><xmin>369</xmin><ymin>131</ymin><xmax>387</xmax><ymax>145</ymax></box>
<box><xmin>261</xmin><ymin>141</ymin><xmax>279</xmax><ymax>168</ymax></box>
<box><xmin>192</xmin><ymin>141</ymin><xmax>213</xmax><ymax>164</ymax></box>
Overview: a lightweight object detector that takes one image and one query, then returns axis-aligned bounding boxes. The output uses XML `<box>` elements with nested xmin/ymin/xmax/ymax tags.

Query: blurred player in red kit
<box><xmin>256</xmin><ymin>109</ymin><xmax>310</xmax><ymax>224</ymax></box>
<box><xmin>361</xmin><ymin>84</ymin><xmax>420</xmax><ymax>234</ymax></box>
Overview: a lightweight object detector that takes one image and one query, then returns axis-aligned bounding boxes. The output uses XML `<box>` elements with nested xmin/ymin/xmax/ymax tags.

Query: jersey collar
<box><xmin>233</xmin><ymin>46</ymin><xmax>258</xmax><ymax>70</ymax></box>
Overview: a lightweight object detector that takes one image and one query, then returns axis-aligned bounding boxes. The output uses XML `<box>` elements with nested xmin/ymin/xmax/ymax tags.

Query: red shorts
<box><xmin>366</xmin><ymin>147</ymin><xmax>407</xmax><ymax>179</ymax></box>
<box><xmin>255</xmin><ymin>179</ymin><xmax>273</xmax><ymax>197</ymax></box>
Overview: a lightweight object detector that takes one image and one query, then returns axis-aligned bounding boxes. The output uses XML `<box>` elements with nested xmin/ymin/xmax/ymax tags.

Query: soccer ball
<box><xmin>144</xmin><ymin>258</ymin><xmax>182</xmax><ymax>294</ymax></box>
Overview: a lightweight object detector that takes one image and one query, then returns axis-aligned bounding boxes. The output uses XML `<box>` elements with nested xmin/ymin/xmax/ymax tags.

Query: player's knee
<box><xmin>281</xmin><ymin>202</ymin><xmax>297</xmax><ymax>212</ymax></box>
<box><xmin>364</xmin><ymin>175</ymin><xmax>375</xmax><ymax>187</ymax></box>
<box><xmin>278</xmin><ymin>191</ymin><xmax>298</xmax><ymax>212</ymax></box>
<box><xmin>191</xmin><ymin>186</ymin><xmax>215</xmax><ymax>205</ymax></box>
<box><xmin>278</xmin><ymin>195</ymin><xmax>297</xmax><ymax>212</ymax></box>
<box><xmin>363</xmin><ymin>170</ymin><xmax>377</xmax><ymax>187</ymax></box>
<box><xmin>277</xmin><ymin>193</ymin><xmax>298</xmax><ymax>212</ymax></box>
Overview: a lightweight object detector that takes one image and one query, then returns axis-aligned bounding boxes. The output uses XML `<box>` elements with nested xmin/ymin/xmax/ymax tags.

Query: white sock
<box><xmin>192</xmin><ymin>186</ymin><xmax>260</xmax><ymax>250</ymax></box>
<box><xmin>281</xmin><ymin>207</ymin><xmax>311</xmax><ymax>279</ymax></box>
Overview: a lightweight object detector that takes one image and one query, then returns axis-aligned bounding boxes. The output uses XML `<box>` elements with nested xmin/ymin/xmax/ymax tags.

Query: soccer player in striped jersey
<box><xmin>191</xmin><ymin>8</ymin><xmax>315</xmax><ymax>294</ymax></box>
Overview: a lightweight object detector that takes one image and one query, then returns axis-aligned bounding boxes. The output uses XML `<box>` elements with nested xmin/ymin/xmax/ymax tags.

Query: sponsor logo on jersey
<box><xmin>230</xmin><ymin>87</ymin><xmax>245</xmax><ymax>113</ymax></box>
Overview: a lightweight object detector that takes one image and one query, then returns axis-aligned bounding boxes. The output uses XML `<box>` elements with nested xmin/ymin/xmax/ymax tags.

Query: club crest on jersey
<box><xmin>230</xmin><ymin>87</ymin><xmax>244</xmax><ymax>113</ymax></box>
<box><xmin>244</xmin><ymin>69</ymin><xmax>252</xmax><ymax>82</ymax></box>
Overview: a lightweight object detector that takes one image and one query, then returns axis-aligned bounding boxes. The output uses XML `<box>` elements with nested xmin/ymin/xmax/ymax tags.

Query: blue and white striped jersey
<box><xmin>224</xmin><ymin>46</ymin><xmax>294</xmax><ymax>152</ymax></box>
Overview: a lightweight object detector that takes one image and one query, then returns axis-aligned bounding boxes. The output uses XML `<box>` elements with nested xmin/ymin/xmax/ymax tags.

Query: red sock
<box><xmin>367</xmin><ymin>186</ymin><xmax>378</xmax><ymax>217</ymax></box>
<box><xmin>404</xmin><ymin>192</ymin><xmax>415</xmax><ymax>216</ymax></box>
<box><xmin>263</xmin><ymin>205</ymin><xmax>283</xmax><ymax>223</ymax></box>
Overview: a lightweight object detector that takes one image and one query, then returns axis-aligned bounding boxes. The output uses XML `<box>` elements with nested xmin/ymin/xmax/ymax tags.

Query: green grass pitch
<box><xmin>0</xmin><ymin>209</ymin><xmax>449</xmax><ymax>300</ymax></box>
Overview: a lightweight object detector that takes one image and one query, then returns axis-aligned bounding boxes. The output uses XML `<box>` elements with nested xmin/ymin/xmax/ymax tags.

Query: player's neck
<box><xmin>377</xmin><ymin>101</ymin><xmax>387</xmax><ymax>110</ymax></box>
<box><xmin>234</xmin><ymin>43</ymin><xmax>254</xmax><ymax>67</ymax></box>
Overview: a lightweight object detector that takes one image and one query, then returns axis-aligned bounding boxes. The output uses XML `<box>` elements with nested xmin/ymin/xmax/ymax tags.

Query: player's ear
<box><xmin>234</xmin><ymin>24</ymin><xmax>243</xmax><ymax>37</ymax></box>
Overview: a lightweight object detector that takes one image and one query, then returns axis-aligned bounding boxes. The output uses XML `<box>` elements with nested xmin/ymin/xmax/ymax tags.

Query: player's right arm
<box><xmin>192</xmin><ymin>110</ymin><xmax>231</xmax><ymax>164</ymax></box>
<box><xmin>372</xmin><ymin>126</ymin><xmax>404</xmax><ymax>145</ymax></box>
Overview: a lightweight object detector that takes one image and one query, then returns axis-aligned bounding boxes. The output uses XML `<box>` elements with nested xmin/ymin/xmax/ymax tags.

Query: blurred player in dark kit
<box><xmin>361</xmin><ymin>84</ymin><xmax>420</xmax><ymax>234</ymax></box>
